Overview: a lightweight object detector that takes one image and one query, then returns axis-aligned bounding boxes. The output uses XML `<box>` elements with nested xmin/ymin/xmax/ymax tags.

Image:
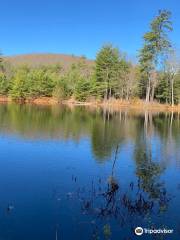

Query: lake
<box><xmin>0</xmin><ymin>103</ymin><xmax>179</xmax><ymax>240</ymax></box>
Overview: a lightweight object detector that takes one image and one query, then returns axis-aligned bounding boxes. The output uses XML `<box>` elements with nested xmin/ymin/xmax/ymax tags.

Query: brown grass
<box><xmin>99</xmin><ymin>99</ymin><xmax>180</xmax><ymax>112</ymax></box>
<box><xmin>0</xmin><ymin>96</ymin><xmax>10</xmax><ymax>102</ymax></box>
<box><xmin>28</xmin><ymin>97</ymin><xmax>59</xmax><ymax>105</ymax></box>
<box><xmin>0</xmin><ymin>96</ymin><xmax>179</xmax><ymax>112</ymax></box>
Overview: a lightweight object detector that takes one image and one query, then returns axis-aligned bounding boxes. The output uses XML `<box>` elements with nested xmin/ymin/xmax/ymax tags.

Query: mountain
<box><xmin>5</xmin><ymin>53</ymin><xmax>94</xmax><ymax>69</ymax></box>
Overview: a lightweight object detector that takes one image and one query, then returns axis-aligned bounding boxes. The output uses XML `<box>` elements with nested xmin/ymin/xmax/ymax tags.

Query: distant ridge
<box><xmin>5</xmin><ymin>53</ymin><xmax>94</xmax><ymax>69</ymax></box>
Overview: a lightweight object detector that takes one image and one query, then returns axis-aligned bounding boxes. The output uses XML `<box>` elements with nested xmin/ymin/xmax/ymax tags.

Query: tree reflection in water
<box><xmin>0</xmin><ymin>104</ymin><xmax>179</xmax><ymax>239</ymax></box>
<box><xmin>67</xmin><ymin>112</ymin><xmax>173</xmax><ymax>239</ymax></box>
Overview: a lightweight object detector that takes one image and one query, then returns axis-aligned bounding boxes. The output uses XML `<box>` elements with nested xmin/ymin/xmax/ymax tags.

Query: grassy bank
<box><xmin>0</xmin><ymin>96</ymin><xmax>180</xmax><ymax>112</ymax></box>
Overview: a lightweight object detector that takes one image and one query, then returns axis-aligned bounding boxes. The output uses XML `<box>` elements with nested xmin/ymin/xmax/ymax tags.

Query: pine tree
<box><xmin>10</xmin><ymin>66</ymin><xmax>29</xmax><ymax>100</ymax></box>
<box><xmin>139</xmin><ymin>10</ymin><xmax>173</xmax><ymax>102</ymax></box>
<box><xmin>95</xmin><ymin>45</ymin><xmax>119</xmax><ymax>100</ymax></box>
<box><xmin>155</xmin><ymin>72</ymin><xmax>170</xmax><ymax>103</ymax></box>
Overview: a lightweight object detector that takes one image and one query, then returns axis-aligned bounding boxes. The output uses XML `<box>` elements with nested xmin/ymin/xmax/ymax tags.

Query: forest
<box><xmin>0</xmin><ymin>10</ymin><xmax>180</xmax><ymax>106</ymax></box>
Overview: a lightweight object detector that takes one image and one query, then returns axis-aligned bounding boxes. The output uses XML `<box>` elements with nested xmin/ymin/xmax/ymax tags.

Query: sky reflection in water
<box><xmin>0</xmin><ymin>104</ymin><xmax>179</xmax><ymax>240</ymax></box>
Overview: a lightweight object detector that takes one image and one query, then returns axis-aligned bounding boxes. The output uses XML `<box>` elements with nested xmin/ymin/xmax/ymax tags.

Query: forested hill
<box><xmin>5</xmin><ymin>53</ymin><xmax>94</xmax><ymax>69</ymax></box>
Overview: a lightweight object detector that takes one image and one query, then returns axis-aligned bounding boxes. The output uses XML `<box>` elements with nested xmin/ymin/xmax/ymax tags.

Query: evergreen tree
<box><xmin>53</xmin><ymin>76</ymin><xmax>69</xmax><ymax>101</ymax></box>
<box><xmin>155</xmin><ymin>72</ymin><xmax>170</xmax><ymax>103</ymax></box>
<box><xmin>95</xmin><ymin>45</ymin><xmax>119</xmax><ymax>100</ymax></box>
<box><xmin>115</xmin><ymin>59</ymin><xmax>131</xmax><ymax>99</ymax></box>
<box><xmin>174</xmin><ymin>73</ymin><xmax>180</xmax><ymax>104</ymax></box>
<box><xmin>0</xmin><ymin>72</ymin><xmax>9</xmax><ymax>95</ymax></box>
<box><xmin>27</xmin><ymin>68</ymin><xmax>56</xmax><ymax>98</ymax></box>
<box><xmin>10</xmin><ymin>66</ymin><xmax>29</xmax><ymax>100</ymax></box>
<box><xmin>74</xmin><ymin>77</ymin><xmax>92</xmax><ymax>101</ymax></box>
<box><xmin>0</xmin><ymin>52</ymin><xmax>3</xmax><ymax>71</ymax></box>
<box><xmin>139</xmin><ymin>10</ymin><xmax>173</xmax><ymax>102</ymax></box>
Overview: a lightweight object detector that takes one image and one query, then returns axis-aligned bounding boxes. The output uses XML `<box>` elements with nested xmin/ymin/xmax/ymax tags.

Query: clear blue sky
<box><xmin>1</xmin><ymin>0</ymin><xmax>179</xmax><ymax>59</ymax></box>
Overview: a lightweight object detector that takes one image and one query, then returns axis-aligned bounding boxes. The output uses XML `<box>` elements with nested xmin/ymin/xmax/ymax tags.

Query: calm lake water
<box><xmin>0</xmin><ymin>103</ymin><xmax>179</xmax><ymax>240</ymax></box>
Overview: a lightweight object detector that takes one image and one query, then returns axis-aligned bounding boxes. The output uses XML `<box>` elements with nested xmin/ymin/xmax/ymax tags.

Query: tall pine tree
<box><xmin>139</xmin><ymin>10</ymin><xmax>173</xmax><ymax>102</ymax></box>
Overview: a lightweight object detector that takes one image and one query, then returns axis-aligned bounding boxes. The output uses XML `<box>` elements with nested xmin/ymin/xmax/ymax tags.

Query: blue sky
<box><xmin>1</xmin><ymin>0</ymin><xmax>180</xmax><ymax>59</ymax></box>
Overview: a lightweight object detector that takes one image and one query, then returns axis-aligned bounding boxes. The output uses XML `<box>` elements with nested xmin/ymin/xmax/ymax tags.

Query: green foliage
<box><xmin>10</xmin><ymin>66</ymin><xmax>29</xmax><ymax>100</ymax></box>
<box><xmin>115</xmin><ymin>59</ymin><xmax>131</xmax><ymax>99</ymax></box>
<box><xmin>95</xmin><ymin>45</ymin><xmax>138</xmax><ymax>100</ymax></box>
<box><xmin>156</xmin><ymin>71</ymin><xmax>180</xmax><ymax>104</ymax></box>
<box><xmin>145</xmin><ymin>10</ymin><xmax>172</xmax><ymax>55</ymax></box>
<box><xmin>139</xmin><ymin>10</ymin><xmax>173</xmax><ymax>102</ymax></box>
<box><xmin>0</xmin><ymin>52</ymin><xmax>4</xmax><ymax>71</ymax></box>
<box><xmin>74</xmin><ymin>77</ymin><xmax>91</xmax><ymax>101</ymax></box>
<box><xmin>0</xmin><ymin>53</ymin><xmax>12</xmax><ymax>95</ymax></box>
<box><xmin>27</xmin><ymin>68</ymin><xmax>56</xmax><ymax>98</ymax></box>
<box><xmin>155</xmin><ymin>73</ymin><xmax>170</xmax><ymax>103</ymax></box>
<box><xmin>65</xmin><ymin>63</ymin><xmax>83</xmax><ymax>95</ymax></box>
<box><xmin>9</xmin><ymin>66</ymin><xmax>56</xmax><ymax>100</ymax></box>
<box><xmin>0</xmin><ymin>72</ymin><xmax>9</xmax><ymax>95</ymax></box>
<box><xmin>174</xmin><ymin>73</ymin><xmax>180</xmax><ymax>104</ymax></box>
<box><xmin>53</xmin><ymin>77</ymin><xmax>69</xmax><ymax>100</ymax></box>
<box><xmin>95</xmin><ymin>44</ymin><xmax>120</xmax><ymax>99</ymax></box>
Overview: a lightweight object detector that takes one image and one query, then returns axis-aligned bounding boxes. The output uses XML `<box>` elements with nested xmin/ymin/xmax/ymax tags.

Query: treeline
<box><xmin>0</xmin><ymin>58</ymin><xmax>97</xmax><ymax>101</ymax></box>
<box><xmin>0</xmin><ymin>10</ymin><xmax>180</xmax><ymax>105</ymax></box>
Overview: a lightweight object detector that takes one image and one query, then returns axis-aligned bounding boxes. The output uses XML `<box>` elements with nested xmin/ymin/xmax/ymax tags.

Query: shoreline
<box><xmin>0</xmin><ymin>96</ymin><xmax>180</xmax><ymax>112</ymax></box>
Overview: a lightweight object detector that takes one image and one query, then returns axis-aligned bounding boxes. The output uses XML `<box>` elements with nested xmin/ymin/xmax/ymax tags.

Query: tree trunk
<box><xmin>104</xmin><ymin>80</ymin><xmax>108</xmax><ymax>101</ymax></box>
<box><xmin>121</xmin><ymin>88</ymin><xmax>124</xmax><ymax>100</ymax></box>
<box><xmin>150</xmin><ymin>85</ymin><xmax>155</xmax><ymax>102</ymax></box>
<box><xmin>109</xmin><ymin>87</ymin><xmax>112</xmax><ymax>99</ymax></box>
<box><xmin>104</xmin><ymin>71</ymin><xmax>109</xmax><ymax>101</ymax></box>
<box><xmin>146</xmin><ymin>76</ymin><xmax>151</xmax><ymax>103</ymax></box>
<box><xmin>171</xmin><ymin>77</ymin><xmax>174</xmax><ymax>107</ymax></box>
<box><xmin>126</xmin><ymin>85</ymin><xmax>129</xmax><ymax>101</ymax></box>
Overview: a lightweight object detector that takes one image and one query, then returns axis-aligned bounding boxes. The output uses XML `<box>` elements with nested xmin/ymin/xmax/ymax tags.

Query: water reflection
<box><xmin>0</xmin><ymin>103</ymin><xmax>180</xmax><ymax>239</ymax></box>
<box><xmin>69</xmin><ymin>139</ymin><xmax>172</xmax><ymax>239</ymax></box>
<box><xmin>0</xmin><ymin>104</ymin><xmax>179</xmax><ymax>163</ymax></box>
